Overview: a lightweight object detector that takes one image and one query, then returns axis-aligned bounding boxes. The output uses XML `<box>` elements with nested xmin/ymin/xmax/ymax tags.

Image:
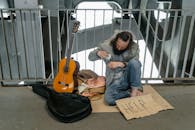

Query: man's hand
<box><xmin>97</xmin><ymin>50</ymin><xmax>109</xmax><ymax>59</ymax></box>
<box><xmin>107</xmin><ymin>61</ymin><xmax>125</xmax><ymax>69</ymax></box>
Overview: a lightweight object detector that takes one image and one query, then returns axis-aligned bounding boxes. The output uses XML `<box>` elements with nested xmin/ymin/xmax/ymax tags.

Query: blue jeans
<box><xmin>104</xmin><ymin>59</ymin><xmax>142</xmax><ymax>106</ymax></box>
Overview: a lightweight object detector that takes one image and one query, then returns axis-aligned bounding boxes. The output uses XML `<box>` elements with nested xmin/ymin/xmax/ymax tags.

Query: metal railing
<box><xmin>0</xmin><ymin>8</ymin><xmax>195</xmax><ymax>85</ymax></box>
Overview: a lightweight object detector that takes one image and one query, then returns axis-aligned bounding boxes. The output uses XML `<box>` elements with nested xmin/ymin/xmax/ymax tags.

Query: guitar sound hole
<box><xmin>58</xmin><ymin>81</ymin><xmax>69</xmax><ymax>87</ymax></box>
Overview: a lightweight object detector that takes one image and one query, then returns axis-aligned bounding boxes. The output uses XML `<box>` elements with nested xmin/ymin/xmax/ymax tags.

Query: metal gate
<box><xmin>0</xmin><ymin>8</ymin><xmax>195</xmax><ymax>85</ymax></box>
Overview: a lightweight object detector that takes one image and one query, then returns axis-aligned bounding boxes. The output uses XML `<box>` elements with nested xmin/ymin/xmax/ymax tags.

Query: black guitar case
<box><xmin>32</xmin><ymin>84</ymin><xmax>92</xmax><ymax>123</ymax></box>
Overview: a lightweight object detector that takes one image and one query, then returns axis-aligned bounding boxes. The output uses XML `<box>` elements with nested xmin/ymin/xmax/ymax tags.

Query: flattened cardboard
<box><xmin>116</xmin><ymin>85</ymin><xmax>174</xmax><ymax>120</ymax></box>
<box><xmin>91</xmin><ymin>95</ymin><xmax>119</xmax><ymax>113</ymax></box>
<box><xmin>91</xmin><ymin>85</ymin><xmax>174</xmax><ymax>114</ymax></box>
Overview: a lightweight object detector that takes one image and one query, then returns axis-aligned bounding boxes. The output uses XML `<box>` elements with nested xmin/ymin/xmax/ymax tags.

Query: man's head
<box><xmin>110</xmin><ymin>31</ymin><xmax>133</xmax><ymax>55</ymax></box>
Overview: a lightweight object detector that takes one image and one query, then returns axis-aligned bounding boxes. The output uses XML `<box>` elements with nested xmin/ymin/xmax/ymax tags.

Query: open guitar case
<box><xmin>32</xmin><ymin>83</ymin><xmax>92</xmax><ymax>123</ymax></box>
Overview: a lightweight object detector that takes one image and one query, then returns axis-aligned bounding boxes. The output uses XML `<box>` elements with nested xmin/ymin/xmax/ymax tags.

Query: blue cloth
<box><xmin>104</xmin><ymin>59</ymin><xmax>142</xmax><ymax>106</ymax></box>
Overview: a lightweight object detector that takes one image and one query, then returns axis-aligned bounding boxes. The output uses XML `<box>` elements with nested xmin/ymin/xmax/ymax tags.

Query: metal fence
<box><xmin>0</xmin><ymin>8</ymin><xmax>195</xmax><ymax>85</ymax></box>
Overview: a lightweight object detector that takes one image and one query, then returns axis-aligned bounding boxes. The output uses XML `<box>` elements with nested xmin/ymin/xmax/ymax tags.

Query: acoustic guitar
<box><xmin>53</xmin><ymin>21</ymin><xmax>80</xmax><ymax>93</ymax></box>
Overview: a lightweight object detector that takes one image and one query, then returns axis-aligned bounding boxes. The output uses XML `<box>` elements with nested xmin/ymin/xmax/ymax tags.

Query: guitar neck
<box><xmin>64</xmin><ymin>33</ymin><xmax>75</xmax><ymax>72</ymax></box>
<box><xmin>64</xmin><ymin>20</ymin><xmax>80</xmax><ymax>72</ymax></box>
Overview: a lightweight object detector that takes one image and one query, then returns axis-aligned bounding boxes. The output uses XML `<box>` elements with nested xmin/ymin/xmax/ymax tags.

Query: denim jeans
<box><xmin>104</xmin><ymin>59</ymin><xmax>142</xmax><ymax>106</ymax></box>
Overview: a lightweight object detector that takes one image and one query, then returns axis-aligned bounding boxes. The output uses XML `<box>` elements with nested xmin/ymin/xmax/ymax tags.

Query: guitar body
<box><xmin>53</xmin><ymin>58</ymin><xmax>76</xmax><ymax>93</ymax></box>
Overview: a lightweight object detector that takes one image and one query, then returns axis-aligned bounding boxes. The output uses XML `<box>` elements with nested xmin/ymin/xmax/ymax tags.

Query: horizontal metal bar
<box><xmin>1</xmin><ymin>8</ymin><xmax>195</xmax><ymax>12</ymax></box>
<box><xmin>1</xmin><ymin>77</ymin><xmax>195</xmax><ymax>83</ymax></box>
<box><xmin>142</xmin><ymin>77</ymin><xmax>195</xmax><ymax>80</ymax></box>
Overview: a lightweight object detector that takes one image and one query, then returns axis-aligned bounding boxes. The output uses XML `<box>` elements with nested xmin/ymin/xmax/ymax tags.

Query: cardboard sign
<box><xmin>116</xmin><ymin>86</ymin><xmax>174</xmax><ymax>120</ymax></box>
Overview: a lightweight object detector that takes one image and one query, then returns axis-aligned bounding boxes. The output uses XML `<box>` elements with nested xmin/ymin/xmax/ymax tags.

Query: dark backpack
<box><xmin>32</xmin><ymin>84</ymin><xmax>92</xmax><ymax>123</ymax></box>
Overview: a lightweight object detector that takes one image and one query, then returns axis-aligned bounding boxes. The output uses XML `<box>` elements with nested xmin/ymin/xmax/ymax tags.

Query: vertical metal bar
<box><xmin>145</xmin><ymin>79</ymin><xmax>148</xmax><ymax>84</ymax></box>
<box><xmin>181</xmin><ymin>15</ymin><xmax>195</xmax><ymax>77</ymax></box>
<box><xmin>93</xmin><ymin>9</ymin><xmax>96</xmax><ymax>71</ymax></box>
<box><xmin>84</xmin><ymin>9</ymin><xmax>87</xmax><ymax>69</ymax></box>
<box><xmin>111</xmin><ymin>9</ymin><xmax>114</xmax><ymax>34</ymax></box>
<box><xmin>189</xmin><ymin>49</ymin><xmax>195</xmax><ymax>78</ymax></box>
<box><xmin>128</xmin><ymin>10</ymin><xmax>132</xmax><ymax>31</ymax></box>
<box><xmin>60</xmin><ymin>12</ymin><xmax>65</xmax><ymax>37</ymax></box>
<box><xmin>137</xmin><ymin>10</ymin><xmax>141</xmax><ymax>32</ymax></box>
<box><xmin>30</xmin><ymin>10</ymin><xmax>37</xmax><ymax>79</ymax></box>
<box><xmin>137</xmin><ymin>10</ymin><xmax>141</xmax><ymax>44</ymax></box>
<box><xmin>74</xmin><ymin>9</ymin><xmax>79</xmax><ymax>61</ymax></box>
<box><xmin>10</xmin><ymin>10</ymin><xmax>21</xmax><ymax>79</ymax></box>
<box><xmin>102</xmin><ymin>9</ymin><xmax>105</xmax><ymax>37</ymax></box>
<box><xmin>66</xmin><ymin>10</ymin><xmax>69</xmax><ymax>56</ymax></box>
<box><xmin>48</xmin><ymin>10</ymin><xmax>54</xmax><ymax>79</ymax></box>
<box><xmin>150</xmin><ymin>10</ymin><xmax>159</xmax><ymax>78</ymax></box>
<box><xmin>0</xmin><ymin>10</ymin><xmax>12</xmax><ymax>79</ymax></box>
<box><xmin>165</xmin><ymin>11</ymin><xmax>178</xmax><ymax>78</ymax></box>
<box><xmin>20</xmin><ymin>10</ymin><xmax>29</xmax><ymax>78</ymax></box>
<box><xmin>142</xmin><ymin>10</ymin><xmax>151</xmax><ymax>78</ymax></box>
<box><xmin>0</xmin><ymin>9</ymin><xmax>2</xmax><ymax>80</ymax></box>
<box><xmin>58</xmin><ymin>9</ymin><xmax>61</xmax><ymax>61</ymax></box>
<box><xmin>102</xmin><ymin>9</ymin><xmax>105</xmax><ymax>75</ymax></box>
<box><xmin>60</xmin><ymin>11</ymin><xmax>66</xmax><ymax>58</ymax></box>
<box><xmin>22</xmin><ymin>10</ymin><xmax>30</xmax><ymax>78</ymax></box>
<box><xmin>158</xmin><ymin>11</ymin><xmax>169</xmax><ymax>78</ymax></box>
<box><xmin>38</xmin><ymin>9</ymin><xmax>46</xmax><ymax>79</ymax></box>
<box><xmin>174</xmin><ymin>15</ymin><xmax>187</xmax><ymax>78</ymax></box>
<box><xmin>0</xmin><ymin>52</ymin><xmax>4</xmax><ymax>80</ymax></box>
<box><xmin>120</xmin><ymin>9</ymin><xmax>123</xmax><ymax>30</ymax></box>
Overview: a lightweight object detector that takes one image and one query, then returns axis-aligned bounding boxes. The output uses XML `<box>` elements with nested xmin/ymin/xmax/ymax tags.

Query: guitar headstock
<box><xmin>72</xmin><ymin>20</ymin><xmax>80</xmax><ymax>33</ymax></box>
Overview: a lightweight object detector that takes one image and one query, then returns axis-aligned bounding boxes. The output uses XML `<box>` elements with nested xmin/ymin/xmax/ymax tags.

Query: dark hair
<box><xmin>110</xmin><ymin>31</ymin><xmax>133</xmax><ymax>48</ymax></box>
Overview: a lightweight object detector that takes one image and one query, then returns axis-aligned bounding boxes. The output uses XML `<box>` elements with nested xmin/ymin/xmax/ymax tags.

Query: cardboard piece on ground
<box><xmin>91</xmin><ymin>95</ymin><xmax>119</xmax><ymax>113</ymax></box>
<box><xmin>91</xmin><ymin>85</ymin><xmax>174</xmax><ymax>115</ymax></box>
<box><xmin>116</xmin><ymin>85</ymin><xmax>174</xmax><ymax>120</ymax></box>
<box><xmin>143</xmin><ymin>85</ymin><xmax>174</xmax><ymax>110</ymax></box>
